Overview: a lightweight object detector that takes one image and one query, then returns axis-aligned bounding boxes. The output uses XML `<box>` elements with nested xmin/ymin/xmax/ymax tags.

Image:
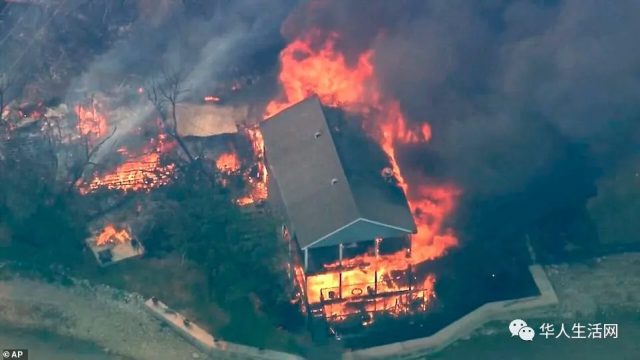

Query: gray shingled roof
<box><xmin>261</xmin><ymin>96</ymin><xmax>416</xmax><ymax>249</ymax></box>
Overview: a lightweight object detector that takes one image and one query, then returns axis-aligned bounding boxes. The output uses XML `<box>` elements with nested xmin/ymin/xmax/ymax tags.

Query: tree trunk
<box><xmin>169</xmin><ymin>100</ymin><xmax>196</xmax><ymax>164</ymax></box>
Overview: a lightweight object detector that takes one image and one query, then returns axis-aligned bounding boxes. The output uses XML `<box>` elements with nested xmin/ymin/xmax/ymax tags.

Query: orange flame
<box><xmin>204</xmin><ymin>95</ymin><xmax>221</xmax><ymax>103</ymax></box>
<box><xmin>215</xmin><ymin>152</ymin><xmax>241</xmax><ymax>174</ymax></box>
<box><xmin>75</xmin><ymin>102</ymin><xmax>108</xmax><ymax>142</ymax></box>
<box><xmin>236</xmin><ymin>127</ymin><xmax>269</xmax><ymax>206</ymax></box>
<box><xmin>95</xmin><ymin>224</ymin><xmax>132</xmax><ymax>247</ymax></box>
<box><xmin>322</xmin><ymin>275</ymin><xmax>436</xmax><ymax>323</ymax></box>
<box><xmin>265</xmin><ymin>31</ymin><xmax>376</xmax><ymax>118</ymax></box>
<box><xmin>264</xmin><ymin>29</ymin><xmax>461</xmax><ymax>322</ymax></box>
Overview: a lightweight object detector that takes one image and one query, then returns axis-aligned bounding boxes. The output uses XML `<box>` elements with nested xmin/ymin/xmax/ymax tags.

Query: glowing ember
<box><xmin>236</xmin><ymin>127</ymin><xmax>269</xmax><ymax>206</ymax></box>
<box><xmin>75</xmin><ymin>102</ymin><xmax>108</xmax><ymax>142</ymax></box>
<box><xmin>264</xmin><ymin>29</ymin><xmax>461</xmax><ymax>323</ymax></box>
<box><xmin>322</xmin><ymin>275</ymin><xmax>436</xmax><ymax>323</ymax></box>
<box><xmin>95</xmin><ymin>224</ymin><xmax>132</xmax><ymax>247</ymax></box>
<box><xmin>1</xmin><ymin>105</ymin><xmax>9</xmax><ymax>122</ymax></box>
<box><xmin>204</xmin><ymin>95</ymin><xmax>221</xmax><ymax>103</ymax></box>
<box><xmin>78</xmin><ymin>136</ymin><xmax>176</xmax><ymax>194</ymax></box>
<box><xmin>215</xmin><ymin>151</ymin><xmax>241</xmax><ymax>174</ymax></box>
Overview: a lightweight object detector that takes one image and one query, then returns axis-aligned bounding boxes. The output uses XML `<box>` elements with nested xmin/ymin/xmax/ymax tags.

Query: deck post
<box><xmin>374</xmin><ymin>270</ymin><xmax>378</xmax><ymax>294</ymax></box>
<box><xmin>338</xmin><ymin>243</ymin><xmax>344</xmax><ymax>299</ymax></box>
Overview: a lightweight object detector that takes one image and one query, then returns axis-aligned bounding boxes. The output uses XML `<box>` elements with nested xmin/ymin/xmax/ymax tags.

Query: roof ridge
<box><xmin>314</xmin><ymin>99</ymin><xmax>363</xmax><ymax>223</ymax></box>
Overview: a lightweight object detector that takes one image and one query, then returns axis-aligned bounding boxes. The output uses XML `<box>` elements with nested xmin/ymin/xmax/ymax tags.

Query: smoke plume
<box><xmin>279</xmin><ymin>0</ymin><xmax>640</xmax><ymax>256</ymax></box>
<box><xmin>3</xmin><ymin>0</ymin><xmax>638</xmax><ymax>257</ymax></box>
<box><xmin>62</xmin><ymin>0</ymin><xmax>295</xmax><ymax>159</ymax></box>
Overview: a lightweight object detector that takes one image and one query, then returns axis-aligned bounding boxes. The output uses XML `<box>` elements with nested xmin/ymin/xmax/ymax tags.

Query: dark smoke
<box><xmin>68</xmin><ymin>0</ymin><xmax>296</xmax><ymax>105</ymax></box>
<box><xmin>72</xmin><ymin>0</ymin><xmax>293</xmax><ymax>90</ymax></box>
<box><xmin>65</xmin><ymin>0</ymin><xmax>296</xmax><ymax>160</ymax></box>
<box><xmin>281</xmin><ymin>0</ymin><xmax>640</xmax><ymax>260</ymax></box>
<box><xmin>3</xmin><ymin>0</ymin><xmax>637</xmax><ymax>261</ymax></box>
<box><xmin>2</xmin><ymin>0</ymin><xmax>296</xmax><ymax>158</ymax></box>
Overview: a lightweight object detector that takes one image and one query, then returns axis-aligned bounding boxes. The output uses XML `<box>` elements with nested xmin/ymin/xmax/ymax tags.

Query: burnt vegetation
<box><xmin>0</xmin><ymin>0</ymin><xmax>303</xmax><ymax>352</ymax></box>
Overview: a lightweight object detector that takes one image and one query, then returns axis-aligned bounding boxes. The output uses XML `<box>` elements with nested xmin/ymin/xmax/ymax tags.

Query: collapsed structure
<box><xmin>262</xmin><ymin>96</ymin><xmax>433</xmax><ymax>334</ymax></box>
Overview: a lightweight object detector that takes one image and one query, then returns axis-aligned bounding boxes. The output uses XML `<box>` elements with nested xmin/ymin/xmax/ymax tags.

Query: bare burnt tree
<box><xmin>146</xmin><ymin>69</ymin><xmax>196</xmax><ymax>164</ymax></box>
<box><xmin>61</xmin><ymin>92</ymin><xmax>125</xmax><ymax>192</ymax></box>
<box><xmin>67</xmin><ymin>127</ymin><xmax>117</xmax><ymax>193</ymax></box>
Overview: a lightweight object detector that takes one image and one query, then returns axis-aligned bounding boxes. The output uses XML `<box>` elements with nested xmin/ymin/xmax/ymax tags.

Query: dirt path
<box><xmin>0</xmin><ymin>275</ymin><xmax>209</xmax><ymax>360</ymax></box>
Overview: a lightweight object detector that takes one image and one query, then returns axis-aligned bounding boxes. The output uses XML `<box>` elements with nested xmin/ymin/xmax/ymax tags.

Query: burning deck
<box><xmin>309</xmin><ymin>267</ymin><xmax>436</xmax><ymax>326</ymax></box>
<box><xmin>86</xmin><ymin>224</ymin><xmax>144</xmax><ymax>267</ymax></box>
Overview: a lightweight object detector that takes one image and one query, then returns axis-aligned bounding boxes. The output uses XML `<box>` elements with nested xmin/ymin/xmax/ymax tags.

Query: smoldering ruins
<box><xmin>1</xmin><ymin>0</ymin><xmax>639</xmax><ymax>355</ymax></box>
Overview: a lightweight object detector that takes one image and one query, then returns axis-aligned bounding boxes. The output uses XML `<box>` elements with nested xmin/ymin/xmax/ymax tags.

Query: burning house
<box><xmin>262</xmin><ymin>96</ymin><xmax>416</xmax><ymax>268</ymax></box>
<box><xmin>262</xmin><ymin>96</ymin><xmax>436</xmax><ymax>335</ymax></box>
